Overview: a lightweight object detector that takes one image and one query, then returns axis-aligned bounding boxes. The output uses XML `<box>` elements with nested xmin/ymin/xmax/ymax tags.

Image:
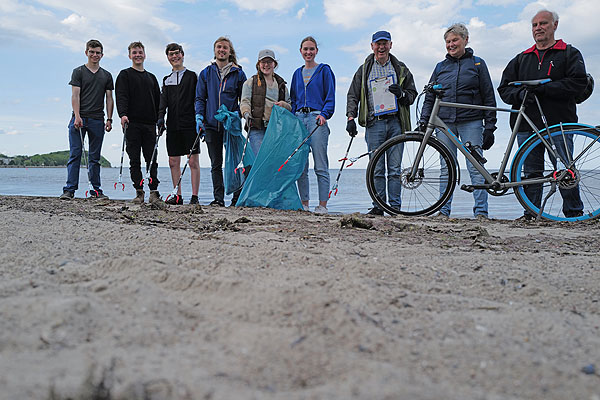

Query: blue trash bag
<box><xmin>214</xmin><ymin>104</ymin><xmax>256</xmax><ymax>195</ymax></box>
<box><xmin>236</xmin><ymin>106</ymin><xmax>309</xmax><ymax>210</ymax></box>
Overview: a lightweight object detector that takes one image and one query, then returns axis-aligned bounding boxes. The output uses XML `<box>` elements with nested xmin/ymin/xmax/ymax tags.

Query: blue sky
<box><xmin>1</xmin><ymin>0</ymin><xmax>598</xmax><ymax>169</ymax></box>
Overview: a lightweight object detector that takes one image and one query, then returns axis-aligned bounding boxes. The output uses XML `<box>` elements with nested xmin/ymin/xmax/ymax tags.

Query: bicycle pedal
<box><xmin>461</xmin><ymin>184</ymin><xmax>475</xmax><ymax>193</ymax></box>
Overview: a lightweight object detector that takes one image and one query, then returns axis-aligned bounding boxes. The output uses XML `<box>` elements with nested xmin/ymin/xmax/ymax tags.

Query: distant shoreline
<box><xmin>0</xmin><ymin>165</ymin><xmax>67</xmax><ymax>168</ymax></box>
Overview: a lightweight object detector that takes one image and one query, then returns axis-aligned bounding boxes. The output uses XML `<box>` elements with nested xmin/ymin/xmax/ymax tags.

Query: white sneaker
<box><xmin>314</xmin><ymin>205</ymin><xmax>328</xmax><ymax>214</ymax></box>
<box><xmin>303</xmin><ymin>204</ymin><xmax>310</xmax><ymax>212</ymax></box>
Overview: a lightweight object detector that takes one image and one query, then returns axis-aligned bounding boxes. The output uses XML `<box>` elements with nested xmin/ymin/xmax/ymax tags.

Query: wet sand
<box><xmin>1</xmin><ymin>195</ymin><xmax>599</xmax><ymax>399</ymax></box>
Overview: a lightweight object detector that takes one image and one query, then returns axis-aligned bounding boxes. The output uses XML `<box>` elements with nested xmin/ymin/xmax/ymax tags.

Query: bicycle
<box><xmin>365</xmin><ymin>80</ymin><xmax>600</xmax><ymax>222</ymax></box>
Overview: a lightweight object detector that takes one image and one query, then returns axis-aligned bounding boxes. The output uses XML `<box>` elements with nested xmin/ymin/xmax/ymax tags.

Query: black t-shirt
<box><xmin>69</xmin><ymin>65</ymin><xmax>114</xmax><ymax>119</ymax></box>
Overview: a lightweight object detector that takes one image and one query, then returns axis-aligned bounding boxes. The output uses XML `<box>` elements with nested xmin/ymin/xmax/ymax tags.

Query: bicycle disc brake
<box><xmin>400</xmin><ymin>167</ymin><xmax>425</xmax><ymax>189</ymax></box>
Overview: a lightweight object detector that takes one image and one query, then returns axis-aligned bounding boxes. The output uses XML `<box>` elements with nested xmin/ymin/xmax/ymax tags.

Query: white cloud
<box><xmin>227</xmin><ymin>0</ymin><xmax>300</xmax><ymax>12</ymax></box>
<box><xmin>296</xmin><ymin>6</ymin><xmax>306</xmax><ymax>19</ymax></box>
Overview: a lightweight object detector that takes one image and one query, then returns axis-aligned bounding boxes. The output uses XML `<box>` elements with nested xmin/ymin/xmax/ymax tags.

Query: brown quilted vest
<box><xmin>251</xmin><ymin>72</ymin><xmax>287</xmax><ymax>127</ymax></box>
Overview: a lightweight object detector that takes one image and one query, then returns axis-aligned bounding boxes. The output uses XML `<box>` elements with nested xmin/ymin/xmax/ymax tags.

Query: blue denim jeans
<box><xmin>248</xmin><ymin>127</ymin><xmax>265</xmax><ymax>157</ymax></box>
<box><xmin>516</xmin><ymin>131</ymin><xmax>583</xmax><ymax>217</ymax></box>
<box><xmin>436</xmin><ymin>120</ymin><xmax>488</xmax><ymax>217</ymax></box>
<box><xmin>296</xmin><ymin>111</ymin><xmax>330</xmax><ymax>202</ymax></box>
<box><xmin>366</xmin><ymin>118</ymin><xmax>403</xmax><ymax>209</ymax></box>
<box><xmin>63</xmin><ymin>116</ymin><xmax>105</xmax><ymax>194</ymax></box>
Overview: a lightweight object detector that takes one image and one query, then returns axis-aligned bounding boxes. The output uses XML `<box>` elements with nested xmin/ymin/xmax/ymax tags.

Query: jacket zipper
<box><xmin>547</xmin><ymin>61</ymin><xmax>554</xmax><ymax>76</ymax></box>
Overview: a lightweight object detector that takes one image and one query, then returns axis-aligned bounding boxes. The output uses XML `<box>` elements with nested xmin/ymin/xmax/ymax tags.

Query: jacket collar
<box><xmin>445</xmin><ymin>47</ymin><xmax>474</xmax><ymax>62</ymax></box>
<box><xmin>523</xmin><ymin>39</ymin><xmax>567</xmax><ymax>54</ymax></box>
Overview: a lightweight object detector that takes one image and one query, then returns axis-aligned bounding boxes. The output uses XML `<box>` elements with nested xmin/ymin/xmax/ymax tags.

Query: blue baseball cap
<box><xmin>372</xmin><ymin>30</ymin><xmax>392</xmax><ymax>42</ymax></box>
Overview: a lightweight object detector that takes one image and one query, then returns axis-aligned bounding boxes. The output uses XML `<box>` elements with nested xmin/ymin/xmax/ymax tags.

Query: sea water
<box><xmin>0</xmin><ymin>167</ymin><xmax>524</xmax><ymax>219</ymax></box>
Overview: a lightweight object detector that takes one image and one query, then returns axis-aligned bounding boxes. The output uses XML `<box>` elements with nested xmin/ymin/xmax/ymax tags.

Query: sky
<box><xmin>1</xmin><ymin>0</ymin><xmax>599</xmax><ymax>170</ymax></box>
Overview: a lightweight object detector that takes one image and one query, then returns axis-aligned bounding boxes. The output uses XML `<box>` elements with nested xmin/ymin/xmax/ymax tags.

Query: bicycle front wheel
<box><xmin>511</xmin><ymin>123</ymin><xmax>600</xmax><ymax>222</ymax></box>
<box><xmin>366</xmin><ymin>133</ymin><xmax>457</xmax><ymax>216</ymax></box>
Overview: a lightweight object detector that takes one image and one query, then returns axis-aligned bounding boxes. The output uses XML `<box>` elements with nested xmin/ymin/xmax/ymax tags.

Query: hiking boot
<box><xmin>165</xmin><ymin>195</ymin><xmax>183</xmax><ymax>205</ymax></box>
<box><xmin>190</xmin><ymin>195</ymin><xmax>199</xmax><ymax>205</ymax></box>
<box><xmin>209</xmin><ymin>199</ymin><xmax>225</xmax><ymax>207</ymax></box>
<box><xmin>564</xmin><ymin>210</ymin><xmax>584</xmax><ymax>218</ymax></box>
<box><xmin>59</xmin><ymin>190</ymin><xmax>74</xmax><ymax>200</ymax></box>
<box><xmin>149</xmin><ymin>190</ymin><xmax>161</xmax><ymax>204</ymax></box>
<box><xmin>366</xmin><ymin>207</ymin><xmax>384</xmax><ymax>216</ymax></box>
<box><xmin>475</xmin><ymin>214</ymin><xmax>488</xmax><ymax>221</ymax></box>
<box><xmin>132</xmin><ymin>189</ymin><xmax>145</xmax><ymax>204</ymax></box>
<box><xmin>314</xmin><ymin>205</ymin><xmax>328</xmax><ymax>214</ymax></box>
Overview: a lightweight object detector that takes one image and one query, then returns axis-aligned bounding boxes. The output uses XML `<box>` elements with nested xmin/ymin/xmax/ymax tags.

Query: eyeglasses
<box><xmin>168</xmin><ymin>50</ymin><xmax>181</xmax><ymax>57</ymax></box>
<box><xmin>260</xmin><ymin>59</ymin><xmax>274</xmax><ymax>65</ymax></box>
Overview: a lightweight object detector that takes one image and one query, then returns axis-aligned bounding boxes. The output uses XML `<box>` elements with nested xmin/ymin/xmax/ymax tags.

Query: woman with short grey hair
<box><xmin>419</xmin><ymin>23</ymin><xmax>498</xmax><ymax>219</ymax></box>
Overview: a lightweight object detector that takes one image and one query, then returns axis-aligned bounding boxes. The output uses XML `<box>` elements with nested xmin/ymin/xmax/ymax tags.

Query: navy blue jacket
<box><xmin>290</xmin><ymin>63</ymin><xmax>335</xmax><ymax>120</ymax></box>
<box><xmin>194</xmin><ymin>63</ymin><xmax>246</xmax><ymax>131</ymax></box>
<box><xmin>421</xmin><ymin>48</ymin><xmax>496</xmax><ymax>132</ymax></box>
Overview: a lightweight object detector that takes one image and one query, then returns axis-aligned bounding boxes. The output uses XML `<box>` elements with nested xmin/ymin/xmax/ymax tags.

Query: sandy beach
<box><xmin>1</xmin><ymin>195</ymin><xmax>599</xmax><ymax>399</ymax></box>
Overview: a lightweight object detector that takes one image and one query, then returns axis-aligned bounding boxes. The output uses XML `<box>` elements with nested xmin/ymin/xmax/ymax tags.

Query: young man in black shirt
<box><xmin>158</xmin><ymin>43</ymin><xmax>200</xmax><ymax>205</ymax></box>
<box><xmin>61</xmin><ymin>39</ymin><xmax>114</xmax><ymax>200</ymax></box>
<box><xmin>116</xmin><ymin>41</ymin><xmax>161</xmax><ymax>203</ymax></box>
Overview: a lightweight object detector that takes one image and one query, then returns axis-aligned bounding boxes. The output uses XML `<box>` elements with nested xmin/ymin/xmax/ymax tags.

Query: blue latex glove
<box><xmin>195</xmin><ymin>114</ymin><xmax>204</xmax><ymax>133</ymax></box>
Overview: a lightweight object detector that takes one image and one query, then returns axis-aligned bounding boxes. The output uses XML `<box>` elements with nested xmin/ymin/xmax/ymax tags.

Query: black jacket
<box><xmin>497</xmin><ymin>39</ymin><xmax>588</xmax><ymax>132</ymax></box>
<box><xmin>420</xmin><ymin>48</ymin><xmax>496</xmax><ymax>132</ymax></box>
<box><xmin>158</xmin><ymin>69</ymin><xmax>197</xmax><ymax>133</ymax></box>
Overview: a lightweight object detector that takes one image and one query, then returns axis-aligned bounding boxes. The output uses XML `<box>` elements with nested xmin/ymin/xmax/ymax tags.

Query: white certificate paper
<box><xmin>370</xmin><ymin>75</ymin><xmax>398</xmax><ymax>116</ymax></box>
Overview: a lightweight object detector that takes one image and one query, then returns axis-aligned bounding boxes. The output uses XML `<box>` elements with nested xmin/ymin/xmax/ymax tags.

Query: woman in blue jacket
<box><xmin>420</xmin><ymin>23</ymin><xmax>497</xmax><ymax>219</ymax></box>
<box><xmin>290</xmin><ymin>36</ymin><xmax>335</xmax><ymax>214</ymax></box>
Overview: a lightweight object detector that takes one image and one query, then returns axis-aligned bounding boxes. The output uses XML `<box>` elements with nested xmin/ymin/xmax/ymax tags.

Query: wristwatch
<box><xmin>107</xmin><ymin>118</ymin><xmax>113</xmax><ymax>122</ymax></box>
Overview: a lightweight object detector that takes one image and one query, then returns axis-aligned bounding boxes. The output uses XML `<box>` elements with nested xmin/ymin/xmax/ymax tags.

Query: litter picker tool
<box><xmin>140</xmin><ymin>127</ymin><xmax>162</xmax><ymax>188</ymax></box>
<box><xmin>329</xmin><ymin>136</ymin><xmax>354</xmax><ymax>198</ymax></box>
<box><xmin>278</xmin><ymin>121</ymin><xmax>320</xmax><ymax>172</ymax></box>
<box><xmin>114</xmin><ymin>122</ymin><xmax>127</xmax><ymax>191</ymax></box>
<box><xmin>165</xmin><ymin>128</ymin><xmax>203</xmax><ymax>203</ymax></box>
<box><xmin>78</xmin><ymin>127</ymin><xmax>97</xmax><ymax>197</ymax></box>
<box><xmin>344</xmin><ymin>150</ymin><xmax>373</xmax><ymax>168</ymax></box>
<box><xmin>235</xmin><ymin>116</ymin><xmax>251</xmax><ymax>175</ymax></box>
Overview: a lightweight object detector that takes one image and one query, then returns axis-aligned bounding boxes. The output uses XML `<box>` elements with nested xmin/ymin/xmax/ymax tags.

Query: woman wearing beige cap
<box><xmin>240</xmin><ymin>49</ymin><xmax>291</xmax><ymax>156</ymax></box>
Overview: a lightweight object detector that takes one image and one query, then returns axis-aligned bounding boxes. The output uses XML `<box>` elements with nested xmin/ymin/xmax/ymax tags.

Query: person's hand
<box><xmin>482</xmin><ymin>129</ymin><xmax>495</xmax><ymax>150</ymax></box>
<box><xmin>195</xmin><ymin>114</ymin><xmax>204</xmax><ymax>133</ymax></box>
<box><xmin>157</xmin><ymin>118</ymin><xmax>165</xmax><ymax>136</ymax></box>
<box><xmin>74</xmin><ymin>115</ymin><xmax>83</xmax><ymax>129</ymax></box>
<box><xmin>316</xmin><ymin>114</ymin><xmax>326</xmax><ymax>126</ymax></box>
<box><xmin>346</xmin><ymin>119</ymin><xmax>357</xmax><ymax>137</ymax></box>
<box><xmin>388</xmin><ymin>83</ymin><xmax>404</xmax><ymax>99</ymax></box>
<box><xmin>121</xmin><ymin>116</ymin><xmax>129</xmax><ymax>129</ymax></box>
<box><xmin>105</xmin><ymin>119</ymin><xmax>112</xmax><ymax>132</ymax></box>
<box><xmin>519</xmin><ymin>89</ymin><xmax>536</xmax><ymax>106</ymax></box>
<box><xmin>243</xmin><ymin>112</ymin><xmax>250</xmax><ymax>120</ymax></box>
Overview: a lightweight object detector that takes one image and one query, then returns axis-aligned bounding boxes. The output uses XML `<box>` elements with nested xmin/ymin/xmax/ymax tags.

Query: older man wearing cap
<box><xmin>346</xmin><ymin>30</ymin><xmax>417</xmax><ymax>215</ymax></box>
<box><xmin>240</xmin><ymin>49</ymin><xmax>291</xmax><ymax>156</ymax></box>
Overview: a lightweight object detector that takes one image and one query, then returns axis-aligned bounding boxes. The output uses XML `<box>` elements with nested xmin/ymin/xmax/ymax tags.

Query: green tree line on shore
<box><xmin>0</xmin><ymin>151</ymin><xmax>111</xmax><ymax>167</ymax></box>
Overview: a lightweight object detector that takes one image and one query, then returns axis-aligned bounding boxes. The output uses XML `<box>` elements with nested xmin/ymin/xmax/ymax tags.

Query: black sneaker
<box><xmin>516</xmin><ymin>214</ymin><xmax>534</xmax><ymax>222</ymax></box>
<box><xmin>190</xmin><ymin>195</ymin><xmax>199</xmax><ymax>205</ymax></box>
<box><xmin>165</xmin><ymin>195</ymin><xmax>183</xmax><ymax>205</ymax></box>
<box><xmin>89</xmin><ymin>191</ymin><xmax>109</xmax><ymax>200</ymax></box>
<box><xmin>59</xmin><ymin>190</ymin><xmax>74</xmax><ymax>200</ymax></box>
<box><xmin>366</xmin><ymin>207</ymin><xmax>384</xmax><ymax>216</ymax></box>
<box><xmin>209</xmin><ymin>199</ymin><xmax>225</xmax><ymax>207</ymax></box>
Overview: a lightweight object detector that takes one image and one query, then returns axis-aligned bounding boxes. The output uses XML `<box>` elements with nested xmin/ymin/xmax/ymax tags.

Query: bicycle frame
<box><xmin>411</xmin><ymin>87</ymin><xmax>575</xmax><ymax>190</ymax></box>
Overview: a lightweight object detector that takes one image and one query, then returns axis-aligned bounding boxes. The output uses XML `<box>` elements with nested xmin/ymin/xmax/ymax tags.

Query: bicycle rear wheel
<box><xmin>366</xmin><ymin>133</ymin><xmax>457</xmax><ymax>216</ymax></box>
<box><xmin>510</xmin><ymin>123</ymin><xmax>600</xmax><ymax>221</ymax></box>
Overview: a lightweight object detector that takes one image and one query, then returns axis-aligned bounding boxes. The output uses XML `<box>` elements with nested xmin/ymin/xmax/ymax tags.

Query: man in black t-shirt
<box><xmin>61</xmin><ymin>39</ymin><xmax>114</xmax><ymax>200</ymax></box>
<box><xmin>116</xmin><ymin>41</ymin><xmax>161</xmax><ymax>203</ymax></box>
